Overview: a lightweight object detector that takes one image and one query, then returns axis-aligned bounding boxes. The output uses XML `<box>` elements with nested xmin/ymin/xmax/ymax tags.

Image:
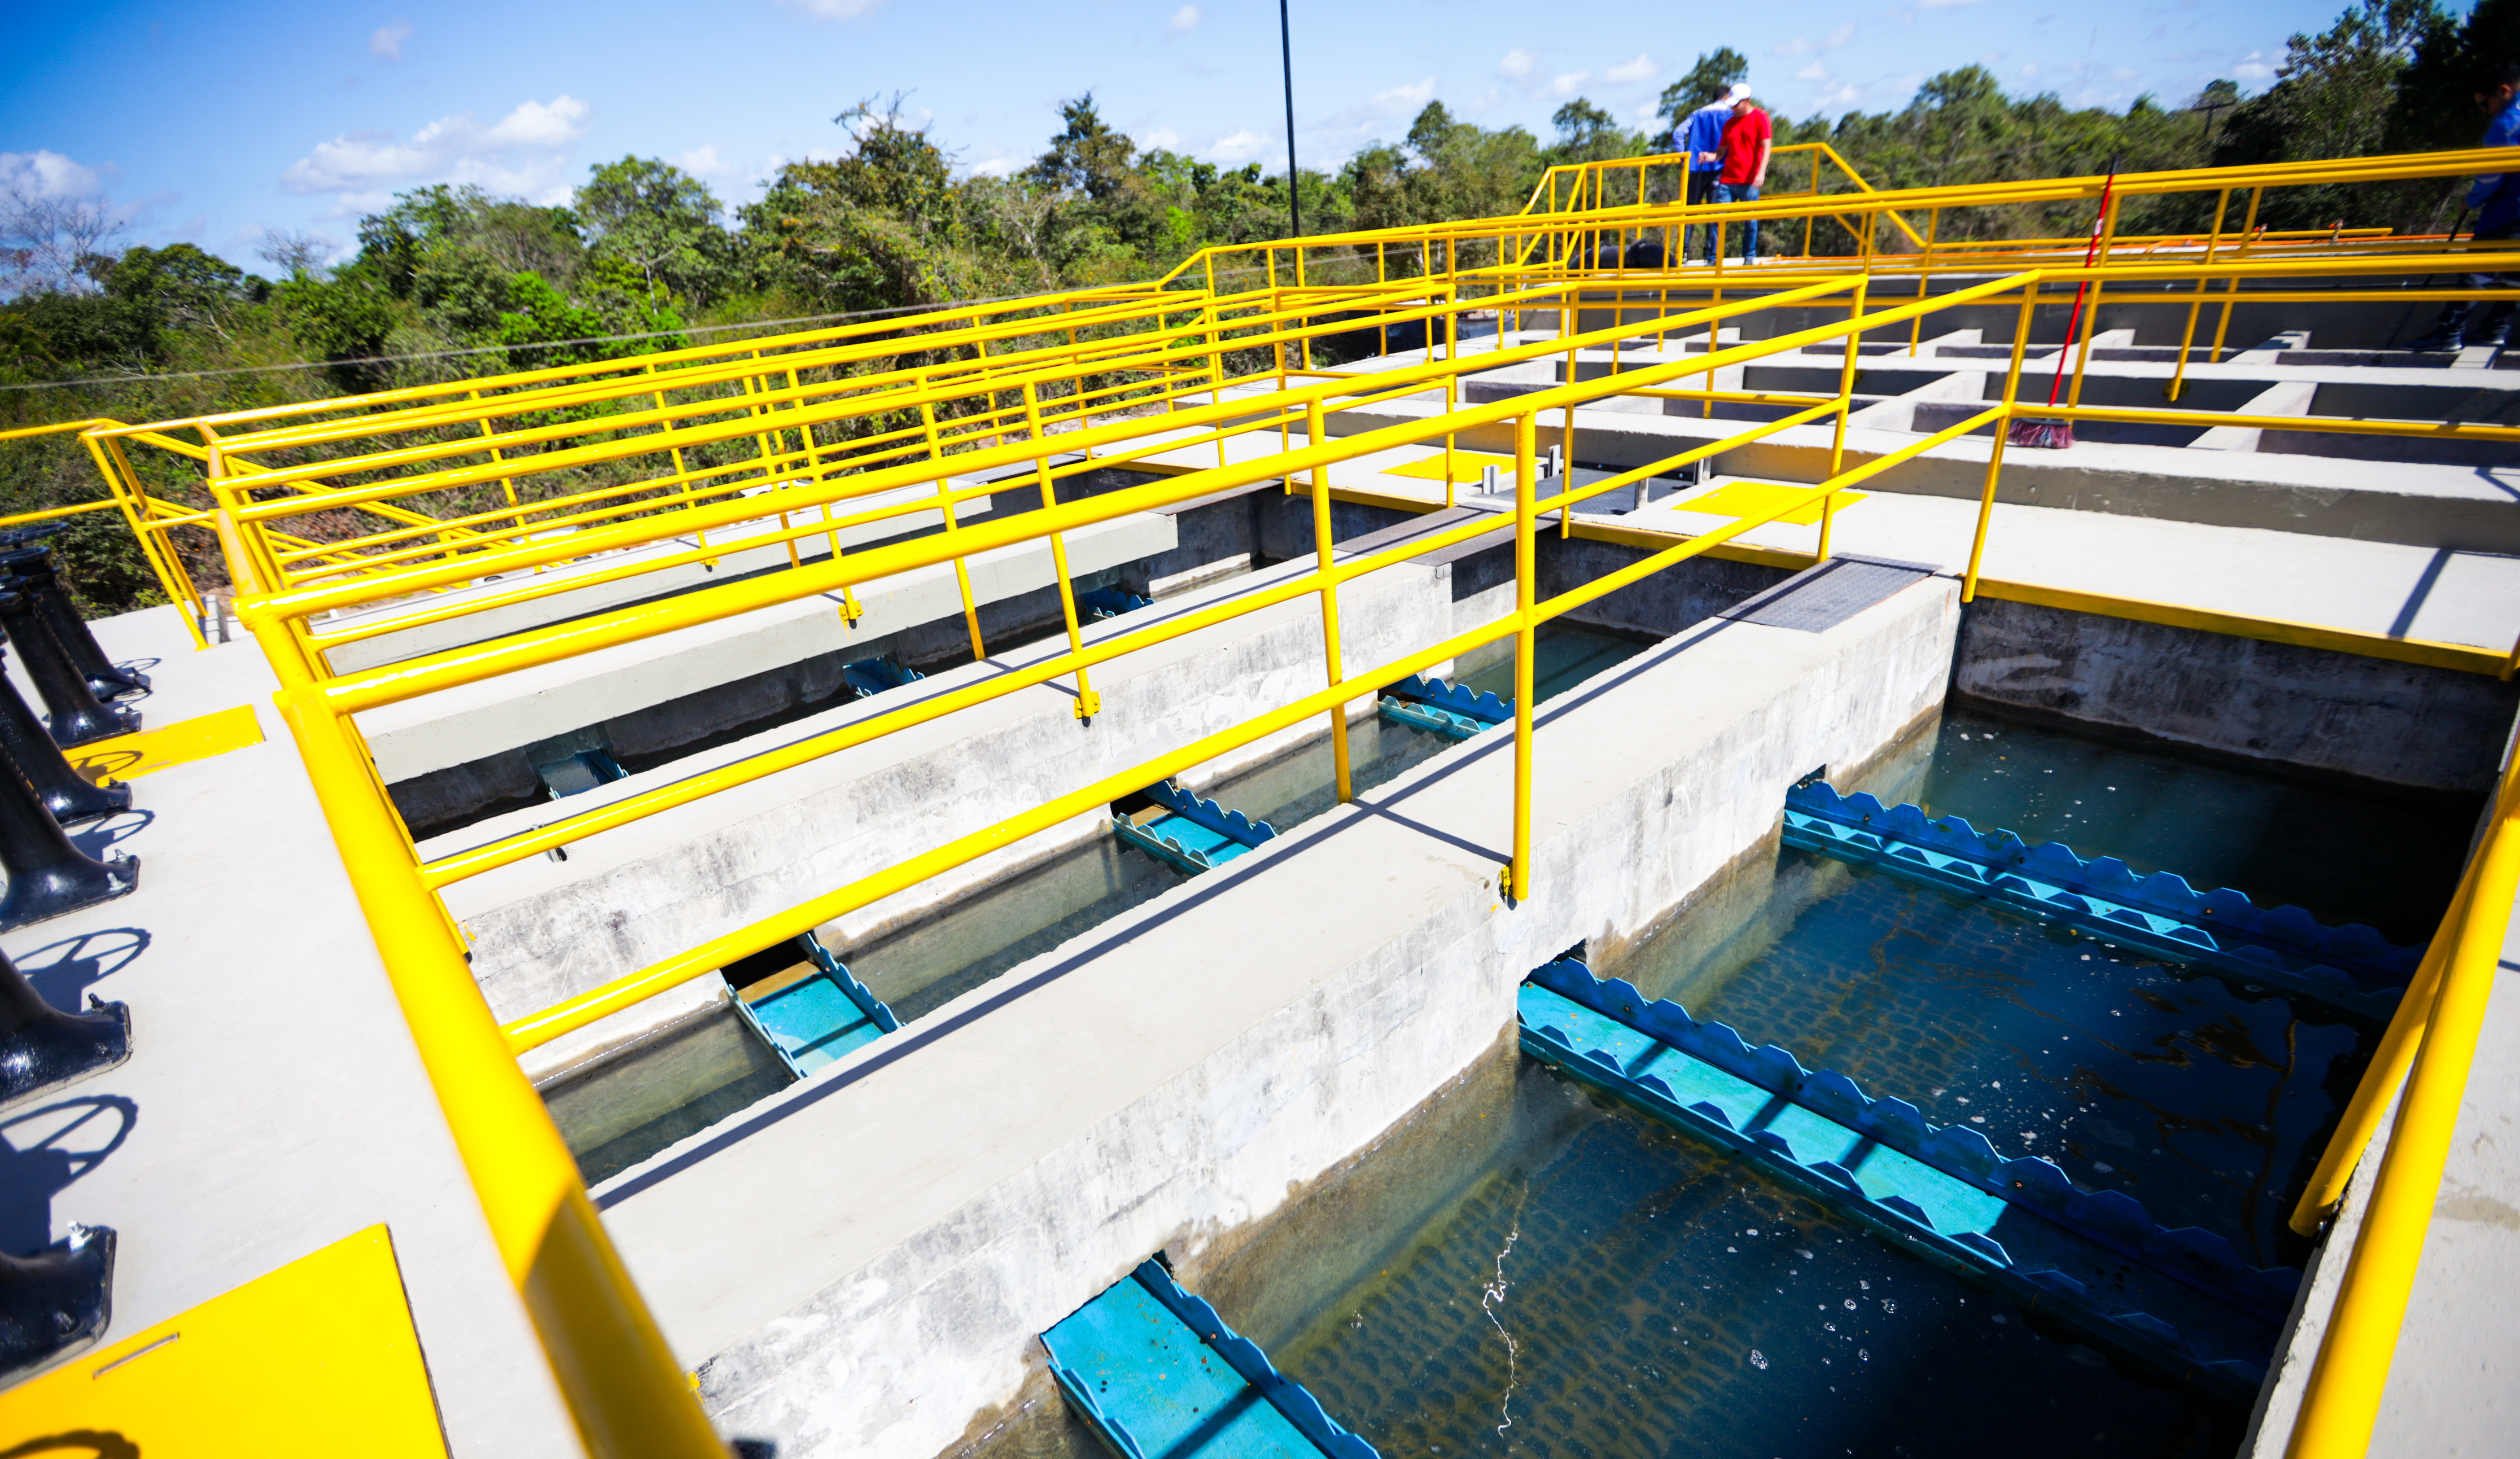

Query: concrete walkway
<box><xmin>0</xmin><ymin>608</ymin><xmax>579</xmax><ymax>1456</ymax></box>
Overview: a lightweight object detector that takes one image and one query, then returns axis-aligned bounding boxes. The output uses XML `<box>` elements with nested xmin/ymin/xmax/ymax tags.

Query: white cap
<box><xmin>1726</xmin><ymin>83</ymin><xmax>1754</xmax><ymax>102</ymax></box>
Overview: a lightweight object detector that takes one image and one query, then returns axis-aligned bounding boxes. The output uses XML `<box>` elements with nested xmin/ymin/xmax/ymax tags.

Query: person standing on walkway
<box><xmin>1676</xmin><ymin>84</ymin><xmax>1747</xmax><ymax>264</ymax></box>
<box><xmin>1710</xmin><ymin>90</ymin><xmax>1775</xmax><ymax>265</ymax></box>
<box><xmin>2409</xmin><ymin>62</ymin><xmax>2520</xmax><ymax>351</ymax></box>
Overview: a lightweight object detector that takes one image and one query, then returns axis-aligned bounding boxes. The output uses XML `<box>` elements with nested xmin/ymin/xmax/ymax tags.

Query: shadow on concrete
<box><xmin>0</xmin><ymin>1096</ymin><xmax>136</xmax><ymax>1254</ymax></box>
<box><xmin>17</xmin><ymin>928</ymin><xmax>147</xmax><ymax>1010</ymax></box>
<box><xmin>67</xmin><ymin>810</ymin><xmax>150</xmax><ymax>857</ymax></box>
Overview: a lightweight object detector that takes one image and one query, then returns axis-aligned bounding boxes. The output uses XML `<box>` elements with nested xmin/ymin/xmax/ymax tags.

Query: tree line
<box><xmin>0</xmin><ymin>0</ymin><xmax>2509</xmax><ymax>614</ymax></box>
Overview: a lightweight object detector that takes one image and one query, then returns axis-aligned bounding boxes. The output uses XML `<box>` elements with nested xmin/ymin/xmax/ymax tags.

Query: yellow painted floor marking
<box><xmin>71</xmin><ymin>704</ymin><xmax>262</xmax><ymax>784</ymax></box>
<box><xmin>1672</xmin><ymin>480</ymin><xmax>1869</xmax><ymax>527</ymax></box>
<box><xmin>0</xmin><ymin>1224</ymin><xmax>447</xmax><ymax>1456</ymax></box>
<box><xmin>1382</xmin><ymin>450</ymin><xmax>1519</xmax><ymax>484</ymax></box>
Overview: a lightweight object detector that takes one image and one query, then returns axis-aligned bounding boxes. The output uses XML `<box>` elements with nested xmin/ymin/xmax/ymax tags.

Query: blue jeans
<box><xmin>1683</xmin><ymin>169</ymin><xmax>1718</xmax><ymax>262</ymax></box>
<box><xmin>1708</xmin><ymin>182</ymin><xmax>1760</xmax><ymax>262</ymax></box>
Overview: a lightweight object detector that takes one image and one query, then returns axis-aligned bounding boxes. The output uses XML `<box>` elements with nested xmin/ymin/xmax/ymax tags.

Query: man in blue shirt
<box><xmin>1673</xmin><ymin>84</ymin><xmax>1748</xmax><ymax>265</ymax></box>
<box><xmin>2409</xmin><ymin>62</ymin><xmax>2520</xmax><ymax>351</ymax></box>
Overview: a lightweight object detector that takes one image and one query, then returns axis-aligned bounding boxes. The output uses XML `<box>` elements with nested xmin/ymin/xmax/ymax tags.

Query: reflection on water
<box><xmin>1459</xmin><ymin>620</ymin><xmax>1657</xmax><ymax>708</ymax></box>
<box><xmin>951</xmin><ymin>707</ymin><xmax>2374</xmax><ymax>1459</ymax></box>
<box><xmin>539</xmin><ymin>1003</ymin><xmax>793</xmax><ymax>1186</ymax></box>
<box><xmin>1051</xmin><ymin>1049</ymin><xmax>2243</xmax><ymax>1459</ymax></box>
<box><xmin>1621</xmin><ymin>851</ymin><xmax>2368</xmax><ymax>1269</ymax></box>
<box><xmin>1913</xmin><ymin>708</ymin><xmax>2475</xmax><ymax>945</ymax></box>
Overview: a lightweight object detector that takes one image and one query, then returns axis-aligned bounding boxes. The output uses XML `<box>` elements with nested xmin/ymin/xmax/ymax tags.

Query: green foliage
<box><xmin>578</xmin><ymin>156</ymin><xmax>735</xmax><ymax>309</ymax></box>
<box><xmin>1659</xmin><ymin>50</ymin><xmax>1751</xmax><ymax>125</ymax></box>
<box><xmin>0</xmin><ymin>0</ymin><xmax>2509</xmax><ymax>617</ymax></box>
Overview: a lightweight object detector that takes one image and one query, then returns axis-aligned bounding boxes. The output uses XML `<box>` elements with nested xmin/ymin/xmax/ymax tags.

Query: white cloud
<box><xmin>1208</xmin><ymin>129</ymin><xmax>1268</xmax><ymax>163</ymax></box>
<box><xmin>675</xmin><ymin>144</ymin><xmax>730</xmax><ymax>178</ymax></box>
<box><xmin>1918</xmin><ymin>0</ymin><xmax>1984</xmax><ymax>9</ymax></box>
<box><xmin>0</xmin><ymin>149</ymin><xmax>106</xmax><ymax>200</ymax></box>
<box><xmin>1774</xmin><ymin>35</ymin><xmax>1814</xmax><ymax>55</ymax></box>
<box><xmin>1823</xmin><ymin>22</ymin><xmax>1856</xmax><ymax>49</ymax></box>
<box><xmin>1165</xmin><ymin>5</ymin><xmax>1200</xmax><ymax>36</ymax></box>
<box><xmin>1499</xmin><ymin>48</ymin><xmax>1535</xmax><ymax>78</ymax></box>
<box><xmin>776</xmin><ymin>0</ymin><xmax>881</xmax><ymax>19</ymax></box>
<box><xmin>483</xmin><ymin>95</ymin><xmax>592</xmax><ymax>147</ymax></box>
<box><xmin>2019</xmin><ymin>60</ymin><xmax>2044</xmax><ymax>78</ymax></box>
<box><xmin>1145</xmin><ymin>128</ymin><xmax>1183</xmax><ymax>151</ymax></box>
<box><xmin>281</xmin><ymin>95</ymin><xmax>593</xmax><ymax>206</ymax></box>
<box><xmin>1549</xmin><ymin>71</ymin><xmax>1590</xmax><ymax>97</ymax></box>
<box><xmin>966</xmin><ymin>154</ymin><xmax>1017</xmax><ymax>178</ymax></box>
<box><xmin>1796</xmin><ymin>62</ymin><xmax>1832</xmax><ymax>82</ymax></box>
<box><xmin>1815</xmin><ymin>81</ymin><xmax>1863</xmax><ymax>109</ymax></box>
<box><xmin>370</xmin><ymin>21</ymin><xmax>412</xmax><ymax>61</ymax></box>
<box><xmin>2233</xmin><ymin>50</ymin><xmax>2275</xmax><ymax>80</ymax></box>
<box><xmin>1604</xmin><ymin>54</ymin><xmax>1655</xmax><ymax>84</ymax></box>
<box><xmin>1368</xmin><ymin>77</ymin><xmax>1437</xmax><ymax>115</ymax></box>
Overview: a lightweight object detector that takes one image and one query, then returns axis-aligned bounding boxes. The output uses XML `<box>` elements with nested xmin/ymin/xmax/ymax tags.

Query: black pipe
<box><xmin>0</xmin><ymin>945</ymin><xmax>129</xmax><ymax>1114</ymax></box>
<box><xmin>0</xmin><ymin>582</ymin><xmax>135</xmax><ymax>748</ymax></box>
<box><xmin>0</xmin><ymin>547</ymin><xmax>145</xmax><ymax>699</ymax></box>
<box><xmin>0</xmin><ymin>731</ymin><xmax>137</xmax><ymax>932</ymax></box>
<box><xmin>0</xmin><ymin>1225</ymin><xmax>115</xmax><ymax>1386</ymax></box>
<box><xmin>0</xmin><ymin>633</ymin><xmax>129</xmax><ymax>826</ymax></box>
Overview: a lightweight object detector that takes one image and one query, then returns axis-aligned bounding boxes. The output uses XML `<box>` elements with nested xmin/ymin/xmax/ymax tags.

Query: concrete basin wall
<box><xmin>1953</xmin><ymin>594</ymin><xmax>2520</xmax><ymax>793</ymax></box>
<box><xmin>439</xmin><ymin>534</ymin><xmax>1478</xmax><ymax>1031</ymax></box>
<box><xmin>592</xmin><ymin>575</ymin><xmax>1961</xmax><ymax>1459</ymax></box>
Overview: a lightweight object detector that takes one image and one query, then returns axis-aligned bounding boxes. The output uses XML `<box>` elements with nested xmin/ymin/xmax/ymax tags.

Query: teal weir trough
<box><xmin>1042</xmin><ymin>1259</ymin><xmax>1379</xmax><ymax>1459</ymax></box>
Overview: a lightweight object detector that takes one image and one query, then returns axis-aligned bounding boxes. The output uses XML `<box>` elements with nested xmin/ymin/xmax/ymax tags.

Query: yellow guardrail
<box><xmin>21</xmin><ymin>143</ymin><xmax>2520</xmax><ymax>1455</ymax></box>
<box><xmin>2281</xmin><ymin>751</ymin><xmax>2519</xmax><ymax>1457</ymax></box>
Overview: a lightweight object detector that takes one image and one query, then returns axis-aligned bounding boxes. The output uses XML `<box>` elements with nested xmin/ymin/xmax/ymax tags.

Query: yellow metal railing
<box><xmin>21</xmin><ymin>144</ymin><xmax>2520</xmax><ymax>1455</ymax></box>
<box><xmin>2277</xmin><ymin>752</ymin><xmax>2520</xmax><ymax>1457</ymax></box>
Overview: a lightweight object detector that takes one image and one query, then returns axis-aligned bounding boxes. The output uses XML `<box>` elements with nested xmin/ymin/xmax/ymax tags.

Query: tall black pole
<box><xmin>1280</xmin><ymin>0</ymin><xmax>1300</xmax><ymax>238</ymax></box>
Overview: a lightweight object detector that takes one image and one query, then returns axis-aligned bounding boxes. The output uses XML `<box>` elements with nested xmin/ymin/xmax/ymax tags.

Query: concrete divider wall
<box><xmin>442</xmin><ymin>538</ymin><xmax>1471</xmax><ymax>1030</ymax></box>
<box><xmin>1954</xmin><ymin>595</ymin><xmax>2520</xmax><ymax>793</ymax></box>
<box><xmin>618</xmin><ymin>575</ymin><xmax>1960</xmax><ymax>1459</ymax></box>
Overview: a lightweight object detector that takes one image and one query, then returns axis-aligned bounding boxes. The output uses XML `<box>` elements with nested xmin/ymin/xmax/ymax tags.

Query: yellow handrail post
<box><xmin>1507</xmin><ymin>409</ymin><xmax>1538</xmax><ymax>902</ymax></box>
<box><xmin>2284</xmin><ymin>769</ymin><xmax>2520</xmax><ymax>1459</ymax></box>
<box><xmin>1022</xmin><ymin>379</ymin><xmax>1100</xmax><ymax>720</ymax></box>
<box><xmin>1819</xmin><ymin>274</ymin><xmax>1871</xmax><ymax>561</ymax></box>
<box><xmin>2208</xmin><ymin>187</ymin><xmax>2266</xmax><ymax>365</ymax></box>
<box><xmin>1910</xmin><ymin>208</ymin><xmax>1943</xmax><ymax>356</ymax></box>
<box><xmin>917</xmin><ymin>371</ymin><xmax>986</xmax><ymax>660</ymax></box>
<box><xmin>1306</xmin><ymin>398</ymin><xmax>1353</xmax><ymax>805</ymax></box>
<box><xmin>2065</xmin><ymin>190</ymin><xmax>2125</xmax><ymax>409</ymax></box>
<box><xmin>2167</xmin><ymin>188</ymin><xmax>2233</xmax><ymax>403</ymax></box>
<box><xmin>1965</xmin><ymin>286</ymin><xmax>2040</xmax><ymax>603</ymax></box>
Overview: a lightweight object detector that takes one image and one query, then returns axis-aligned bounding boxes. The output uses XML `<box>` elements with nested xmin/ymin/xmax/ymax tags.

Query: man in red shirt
<box><xmin>1708</xmin><ymin>90</ymin><xmax>1774</xmax><ymax>264</ymax></box>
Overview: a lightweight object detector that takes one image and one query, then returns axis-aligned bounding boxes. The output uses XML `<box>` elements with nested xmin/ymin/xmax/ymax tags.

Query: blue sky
<box><xmin>2</xmin><ymin>0</ymin><xmax>2356</xmax><ymax>270</ymax></box>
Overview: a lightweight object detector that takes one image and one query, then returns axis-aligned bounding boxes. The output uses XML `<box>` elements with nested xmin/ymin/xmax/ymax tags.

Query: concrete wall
<box><xmin>1953</xmin><ymin>595</ymin><xmax>2520</xmax><ymax>793</ymax></box>
<box><xmin>442</xmin><ymin>532</ymin><xmax>1475</xmax><ymax>1032</ymax></box>
<box><xmin>586</xmin><ymin>575</ymin><xmax>1959</xmax><ymax>1459</ymax></box>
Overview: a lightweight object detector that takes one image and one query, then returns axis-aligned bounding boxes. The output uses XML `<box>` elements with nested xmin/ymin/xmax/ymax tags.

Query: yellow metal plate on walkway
<box><xmin>1383</xmin><ymin>450</ymin><xmax>1517</xmax><ymax>484</ymax></box>
<box><xmin>71</xmin><ymin>704</ymin><xmax>262</xmax><ymax>783</ymax></box>
<box><xmin>0</xmin><ymin>1225</ymin><xmax>447</xmax><ymax>1457</ymax></box>
<box><xmin>1672</xmin><ymin>480</ymin><xmax>1868</xmax><ymax>527</ymax></box>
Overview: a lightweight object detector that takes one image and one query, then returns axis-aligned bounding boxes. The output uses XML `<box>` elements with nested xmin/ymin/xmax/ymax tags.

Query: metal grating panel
<box><xmin>1717</xmin><ymin>554</ymin><xmax>1938</xmax><ymax>633</ymax></box>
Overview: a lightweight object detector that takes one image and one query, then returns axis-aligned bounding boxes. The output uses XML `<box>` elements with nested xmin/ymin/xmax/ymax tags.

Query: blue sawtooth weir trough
<box><xmin>1114</xmin><ymin>778</ymin><xmax>1280</xmax><ymax>874</ymax></box>
<box><xmin>732</xmin><ymin>930</ymin><xmax>900</xmax><ymax>1077</ymax></box>
<box><xmin>1781</xmin><ymin>781</ymin><xmax>2422</xmax><ymax>1017</ymax></box>
<box><xmin>1042</xmin><ymin>1259</ymin><xmax>1377</xmax><ymax>1459</ymax></box>
<box><xmin>1517</xmin><ymin>957</ymin><xmax>2295</xmax><ymax>1400</ymax></box>
<box><xmin>1374</xmin><ymin>672</ymin><xmax>1511</xmax><ymax>741</ymax></box>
